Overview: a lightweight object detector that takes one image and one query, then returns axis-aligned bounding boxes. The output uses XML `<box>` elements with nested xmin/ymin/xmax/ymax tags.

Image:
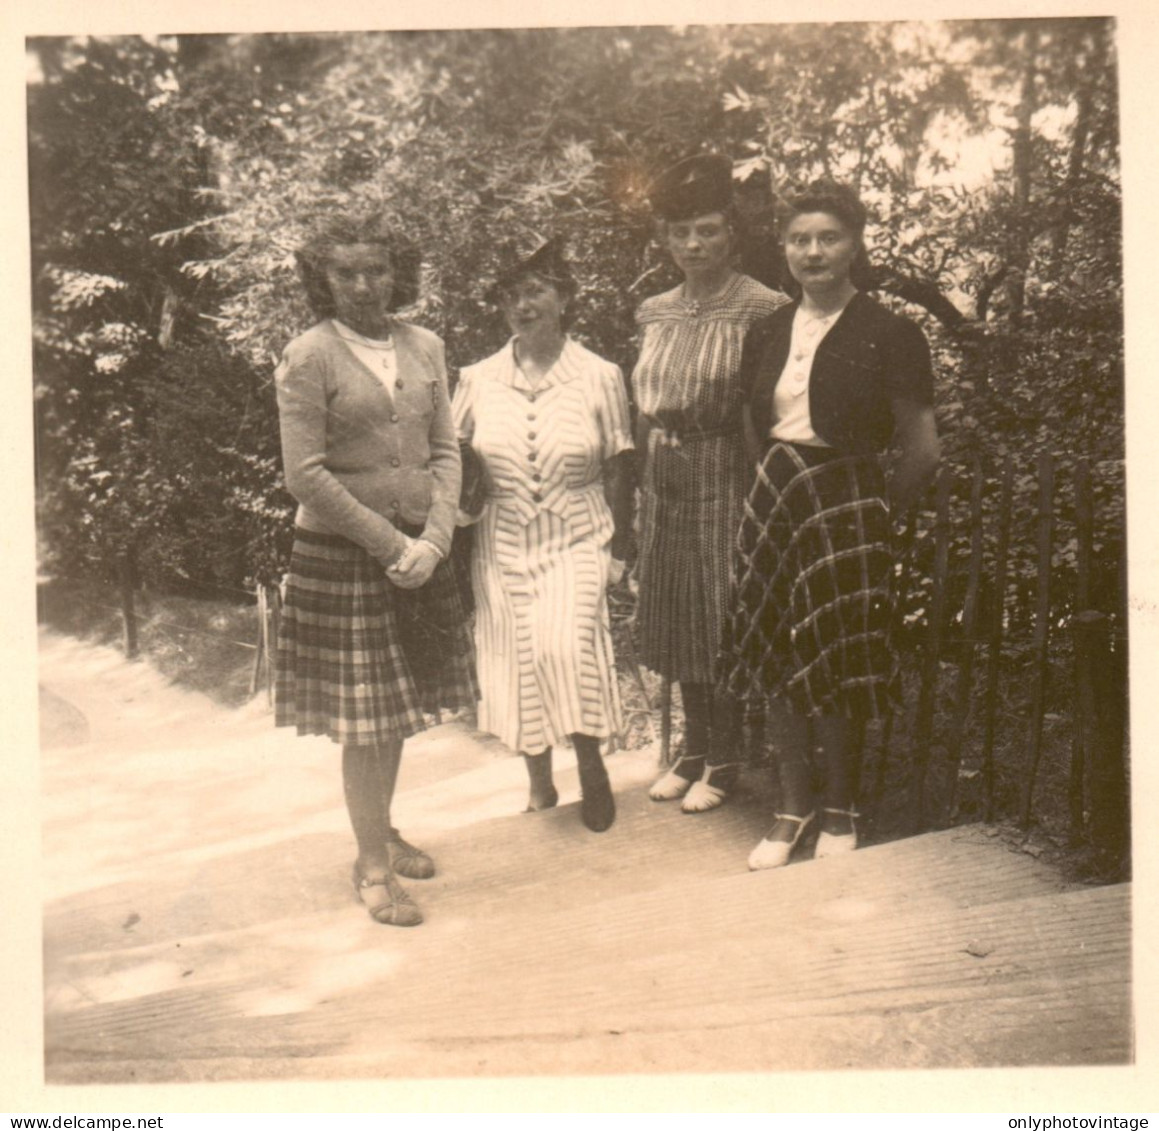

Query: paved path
<box><xmin>39</xmin><ymin>631</ymin><xmax>1132</xmax><ymax>1084</ymax></box>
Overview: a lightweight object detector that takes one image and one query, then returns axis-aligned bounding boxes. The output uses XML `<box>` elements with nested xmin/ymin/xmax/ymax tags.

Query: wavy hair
<box><xmin>777</xmin><ymin>180</ymin><xmax>875</xmax><ymax>292</ymax></box>
<box><xmin>295</xmin><ymin>211</ymin><xmax>421</xmax><ymax>318</ymax></box>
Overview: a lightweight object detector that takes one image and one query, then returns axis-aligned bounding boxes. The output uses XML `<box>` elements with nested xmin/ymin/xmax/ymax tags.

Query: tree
<box><xmin>30</xmin><ymin>23</ymin><xmax>1123</xmax><ymax>621</ymax></box>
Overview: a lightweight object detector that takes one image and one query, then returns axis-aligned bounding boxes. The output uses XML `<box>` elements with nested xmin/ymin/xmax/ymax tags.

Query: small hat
<box><xmin>485</xmin><ymin>236</ymin><xmax>573</xmax><ymax>303</ymax></box>
<box><xmin>648</xmin><ymin>154</ymin><xmax>734</xmax><ymax>221</ymax></box>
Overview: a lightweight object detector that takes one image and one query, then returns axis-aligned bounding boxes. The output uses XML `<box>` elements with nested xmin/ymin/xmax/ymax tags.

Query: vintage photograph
<box><xmin>23</xmin><ymin>10</ymin><xmax>1137</xmax><ymax>1102</ymax></box>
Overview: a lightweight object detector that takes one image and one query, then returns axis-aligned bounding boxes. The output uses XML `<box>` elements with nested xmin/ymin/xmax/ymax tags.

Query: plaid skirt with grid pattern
<box><xmin>275</xmin><ymin>528</ymin><xmax>478</xmax><ymax>748</ymax></box>
<box><xmin>718</xmin><ymin>441</ymin><xmax>899</xmax><ymax>719</ymax></box>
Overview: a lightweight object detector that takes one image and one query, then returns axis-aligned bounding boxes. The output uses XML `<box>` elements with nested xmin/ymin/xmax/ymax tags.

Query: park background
<box><xmin>27</xmin><ymin>18</ymin><xmax>1129</xmax><ymax>864</ymax></box>
<box><xmin>7</xmin><ymin>0</ymin><xmax>1159</xmax><ymax>1115</ymax></box>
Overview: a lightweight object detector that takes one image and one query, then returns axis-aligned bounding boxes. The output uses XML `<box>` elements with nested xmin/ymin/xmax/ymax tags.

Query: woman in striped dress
<box><xmin>718</xmin><ymin>181</ymin><xmax>940</xmax><ymax>869</ymax></box>
<box><xmin>275</xmin><ymin>211</ymin><xmax>477</xmax><ymax>926</ymax></box>
<box><xmin>453</xmin><ymin>239</ymin><xmax>634</xmax><ymax>831</ymax></box>
<box><xmin>633</xmin><ymin>155</ymin><xmax>788</xmax><ymax>812</ymax></box>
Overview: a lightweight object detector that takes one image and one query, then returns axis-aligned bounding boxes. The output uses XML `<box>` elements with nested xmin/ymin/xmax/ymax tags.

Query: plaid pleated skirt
<box><xmin>275</xmin><ymin>527</ymin><xmax>478</xmax><ymax>748</ymax></box>
<box><xmin>718</xmin><ymin>441</ymin><xmax>899</xmax><ymax>719</ymax></box>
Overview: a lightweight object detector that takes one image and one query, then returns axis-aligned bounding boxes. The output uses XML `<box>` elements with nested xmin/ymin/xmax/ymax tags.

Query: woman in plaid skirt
<box><xmin>718</xmin><ymin>182</ymin><xmax>940</xmax><ymax>870</ymax></box>
<box><xmin>274</xmin><ymin>211</ymin><xmax>477</xmax><ymax>926</ymax></box>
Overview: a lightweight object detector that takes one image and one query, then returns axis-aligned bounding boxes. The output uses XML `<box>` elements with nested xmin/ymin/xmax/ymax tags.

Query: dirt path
<box><xmin>39</xmin><ymin>630</ymin><xmax>1131</xmax><ymax>1086</ymax></box>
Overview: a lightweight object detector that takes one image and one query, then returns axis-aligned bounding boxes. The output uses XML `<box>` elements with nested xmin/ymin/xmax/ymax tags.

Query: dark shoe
<box><xmin>386</xmin><ymin>828</ymin><xmax>435</xmax><ymax>880</ymax></box>
<box><xmin>352</xmin><ymin>863</ymin><xmax>423</xmax><ymax>926</ymax></box>
<box><xmin>577</xmin><ymin>753</ymin><xmax>616</xmax><ymax>832</ymax></box>
<box><xmin>522</xmin><ymin>750</ymin><xmax>558</xmax><ymax>813</ymax></box>
<box><xmin>523</xmin><ymin>786</ymin><xmax>560</xmax><ymax>813</ymax></box>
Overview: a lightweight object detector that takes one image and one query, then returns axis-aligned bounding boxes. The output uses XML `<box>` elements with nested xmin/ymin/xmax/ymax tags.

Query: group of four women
<box><xmin>273</xmin><ymin>156</ymin><xmax>940</xmax><ymax>926</ymax></box>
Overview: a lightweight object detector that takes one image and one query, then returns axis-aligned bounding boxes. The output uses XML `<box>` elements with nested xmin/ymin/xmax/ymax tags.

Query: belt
<box><xmin>646</xmin><ymin>417</ymin><xmax>743</xmax><ymax>449</ymax></box>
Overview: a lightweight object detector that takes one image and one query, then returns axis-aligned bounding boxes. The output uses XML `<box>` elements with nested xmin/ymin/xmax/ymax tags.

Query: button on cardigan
<box><xmin>275</xmin><ymin>319</ymin><xmax>461</xmax><ymax>565</ymax></box>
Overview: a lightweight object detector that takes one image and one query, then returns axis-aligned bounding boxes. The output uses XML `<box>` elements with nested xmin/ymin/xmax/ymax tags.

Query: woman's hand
<box><xmin>889</xmin><ymin>398</ymin><xmax>940</xmax><ymax>513</ymax></box>
<box><xmin>386</xmin><ymin>538</ymin><xmax>442</xmax><ymax>589</ymax></box>
<box><xmin>609</xmin><ymin>558</ymin><xmax>627</xmax><ymax>587</ymax></box>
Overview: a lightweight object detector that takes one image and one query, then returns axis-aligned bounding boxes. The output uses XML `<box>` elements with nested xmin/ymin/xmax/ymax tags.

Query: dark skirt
<box><xmin>275</xmin><ymin>527</ymin><xmax>478</xmax><ymax>748</ymax></box>
<box><xmin>717</xmin><ymin>441</ymin><xmax>898</xmax><ymax>719</ymax></box>
<box><xmin>635</xmin><ymin>431</ymin><xmax>749</xmax><ymax>683</ymax></box>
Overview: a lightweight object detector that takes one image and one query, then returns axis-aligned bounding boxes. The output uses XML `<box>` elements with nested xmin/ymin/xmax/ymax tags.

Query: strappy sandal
<box><xmin>648</xmin><ymin>755</ymin><xmax>704</xmax><ymax>802</ymax></box>
<box><xmin>747</xmin><ymin>812</ymin><xmax>816</xmax><ymax>871</ymax></box>
<box><xmin>681</xmin><ymin>762</ymin><xmax>740</xmax><ymax>813</ymax></box>
<box><xmin>386</xmin><ymin>828</ymin><xmax>436</xmax><ymax>880</ymax></box>
<box><xmin>351</xmin><ymin>863</ymin><xmax>423</xmax><ymax>927</ymax></box>
<box><xmin>814</xmin><ymin>808</ymin><xmax>859</xmax><ymax>859</ymax></box>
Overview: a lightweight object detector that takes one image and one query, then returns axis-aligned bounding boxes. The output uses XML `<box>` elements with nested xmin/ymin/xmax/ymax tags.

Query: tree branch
<box><xmin>871</xmin><ymin>267</ymin><xmax>975</xmax><ymax>336</ymax></box>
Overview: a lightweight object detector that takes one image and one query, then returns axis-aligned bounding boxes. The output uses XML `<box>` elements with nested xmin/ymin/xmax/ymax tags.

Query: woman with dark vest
<box><xmin>718</xmin><ymin>181</ymin><xmax>939</xmax><ymax>869</ymax></box>
<box><xmin>274</xmin><ymin>210</ymin><xmax>477</xmax><ymax>925</ymax></box>
<box><xmin>632</xmin><ymin>155</ymin><xmax>788</xmax><ymax>813</ymax></box>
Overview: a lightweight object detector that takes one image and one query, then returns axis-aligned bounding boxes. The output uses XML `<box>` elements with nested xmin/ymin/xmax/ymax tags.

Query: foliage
<box><xmin>29</xmin><ymin>22</ymin><xmax>1124</xmax><ymax>619</ymax></box>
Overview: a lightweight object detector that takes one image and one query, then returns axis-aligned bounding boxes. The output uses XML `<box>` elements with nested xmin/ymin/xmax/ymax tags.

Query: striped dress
<box><xmin>632</xmin><ymin>274</ymin><xmax>788</xmax><ymax>683</ymax></box>
<box><xmin>453</xmin><ymin>338</ymin><xmax>634</xmax><ymax>755</ymax></box>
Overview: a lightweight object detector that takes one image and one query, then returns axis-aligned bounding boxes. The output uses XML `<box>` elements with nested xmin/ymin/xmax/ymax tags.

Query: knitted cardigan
<box><xmin>275</xmin><ymin>319</ymin><xmax>461</xmax><ymax>565</ymax></box>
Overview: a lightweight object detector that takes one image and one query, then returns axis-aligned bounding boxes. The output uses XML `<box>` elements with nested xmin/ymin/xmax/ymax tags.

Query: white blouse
<box><xmin>770</xmin><ymin>304</ymin><xmax>849</xmax><ymax>447</ymax></box>
<box><xmin>330</xmin><ymin>319</ymin><xmax>398</xmax><ymax>390</ymax></box>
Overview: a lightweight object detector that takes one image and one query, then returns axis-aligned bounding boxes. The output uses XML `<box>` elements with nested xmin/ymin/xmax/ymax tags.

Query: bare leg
<box><xmin>342</xmin><ymin>742</ymin><xmax>396</xmax><ymax>875</ymax></box>
<box><xmin>522</xmin><ymin>747</ymin><xmax>559</xmax><ymax>812</ymax></box>
<box><xmin>344</xmin><ymin>740</ymin><xmax>421</xmax><ymax>924</ymax></box>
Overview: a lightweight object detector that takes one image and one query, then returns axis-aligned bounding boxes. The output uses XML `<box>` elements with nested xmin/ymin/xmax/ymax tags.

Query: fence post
<box><xmin>945</xmin><ymin>453</ymin><xmax>985</xmax><ymax>821</ymax></box>
<box><xmin>659</xmin><ymin>677</ymin><xmax>672</xmax><ymax>766</ymax></box>
<box><xmin>909</xmin><ymin>466</ymin><xmax>951</xmax><ymax>832</ymax></box>
<box><xmin>872</xmin><ymin>503</ymin><xmax>919</xmax><ymax>811</ymax></box>
<box><xmin>1070</xmin><ymin>459</ymin><xmax>1093</xmax><ymax>840</ymax></box>
<box><xmin>1020</xmin><ymin>450</ymin><xmax>1055</xmax><ymax>827</ymax></box>
<box><xmin>1085</xmin><ymin>612</ymin><xmax>1128</xmax><ymax>858</ymax></box>
<box><xmin>980</xmin><ymin>455</ymin><xmax>1013</xmax><ymax>821</ymax></box>
<box><xmin>250</xmin><ymin>585</ymin><xmax>267</xmax><ymax>697</ymax></box>
<box><xmin>117</xmin><ymin>548</ymin><xmax>139</xmax><ymax>660</ymax></box>
<box><xmin>269</xmin><ymin>583</ymin><xmax>282</xmax><ymax>686</ymax></box>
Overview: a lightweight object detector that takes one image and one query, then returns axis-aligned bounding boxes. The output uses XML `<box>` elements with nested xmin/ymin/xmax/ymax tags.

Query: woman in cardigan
<box><xmin>275</xmin><ymin>210</ymin><xmax>476</xmax><ymax>925</ymax></box>
<box><xmin>718</xmin><ymin>181</ymin><xmax>940</xmax><ymax>869</ymax></box>
<box><xmin>632</xmin><ymin>155</ymin><xmax>788</xmax><ymax>812</ymax></box>
<box><xmin>453</xmin><ymin>239</ymin><xmax>633</xmax><ymax>831</ymax></box>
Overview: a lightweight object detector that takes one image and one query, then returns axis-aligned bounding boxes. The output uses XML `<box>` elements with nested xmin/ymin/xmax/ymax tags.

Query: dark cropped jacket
<box><xmin>743</xmin><ymin>291</ymin><xmax>934</xmax><ymax>457</ymax></box>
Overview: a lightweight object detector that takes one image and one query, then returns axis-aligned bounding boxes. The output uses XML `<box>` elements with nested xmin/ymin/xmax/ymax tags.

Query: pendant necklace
<box><xmin>335</xmin><ymin>322</ymin><xmax>395</xmax><ymax>367</ymax></box>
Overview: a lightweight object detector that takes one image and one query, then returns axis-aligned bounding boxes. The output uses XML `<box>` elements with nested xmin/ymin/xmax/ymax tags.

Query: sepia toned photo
<box><xmin>13</xmin><ymin>2</ymin><xmax>1152</xmax><ymax>1112</ymax></box>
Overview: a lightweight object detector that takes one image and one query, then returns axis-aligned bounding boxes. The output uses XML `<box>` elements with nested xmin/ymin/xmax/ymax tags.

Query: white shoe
<box><xmin>813</xmin><ymin>807</ymin><xmax>859</xmax><ymax>859</ymax></box>
<box><xmin>748</xmin><ymin>812</ymin><xmax>815</xmax><ymax>871</ymax></box>
<box><xmin>648</xmin><ymin>757</ymin><xmax>701</xmax><ymax>801</ymax></box>
<box><xmin>680</xmin><ymin>763</ymin><xmax>739</xmax><ymax>813</ymax></box>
